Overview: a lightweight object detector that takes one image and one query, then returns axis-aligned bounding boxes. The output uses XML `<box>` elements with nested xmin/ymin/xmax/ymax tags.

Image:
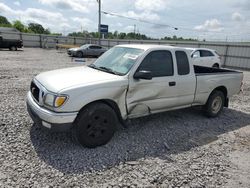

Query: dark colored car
<box><xmin>0</xmin><ymin>35</ymin><xmax>23</xmax><ymax>51</ymax></box>
<box><xmin>67</xmin><ymin>44</ymin><xmax>107</xmax><ymax>58</ymax></box>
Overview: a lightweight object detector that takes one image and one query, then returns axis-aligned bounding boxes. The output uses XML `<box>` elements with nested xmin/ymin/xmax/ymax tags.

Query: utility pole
<box><xmin>98</xmin><ymin>0</ymin><xmax>101</xmax><ymax>45</ymax></box>
<box><xmin>134</xmin><ymin>24</ymin><xmax>136</xmax><ymax>39</ymax></box>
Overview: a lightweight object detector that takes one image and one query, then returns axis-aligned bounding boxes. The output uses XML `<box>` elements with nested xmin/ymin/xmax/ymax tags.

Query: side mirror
<box><xmin>134</xmin><ymin>70</ymin><xmax>152</xmax><ymax>80</ymax></box>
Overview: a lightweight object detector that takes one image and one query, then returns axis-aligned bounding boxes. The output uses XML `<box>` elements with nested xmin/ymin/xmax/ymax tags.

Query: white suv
<box><xmin>186</xmin><ymin>48</ymin><xmax>222</xmax><ymax>68</ymax></box>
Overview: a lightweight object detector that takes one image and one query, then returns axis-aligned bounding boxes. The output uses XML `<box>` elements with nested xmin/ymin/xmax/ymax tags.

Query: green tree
<box><xmin>113</xmin><ymin>31</ymin><xmax>118</xmax><ymax>39</ymax></box>
<box><xmin>68</xmin><ymin>31</ymin><xmax>90</xmax><ymax>37</ymax></box>
<box><xmin>28</xmin><ymin>23</ymin><xmax>50</xmax><ymax>34</ymax></box>
<box><xmin>13</xmin><ymin>20</ymin><xmax>25</xmax><ymax>32</ymax></box>
<box><xmin>0</xmin><ymin>15</ymin><xmax>11</xmax><ymax>27</ymax></box>
<box><xmin>118</xmin><ymin>32</ymin><xmax>126</xmax><ymax>39</ymax></box>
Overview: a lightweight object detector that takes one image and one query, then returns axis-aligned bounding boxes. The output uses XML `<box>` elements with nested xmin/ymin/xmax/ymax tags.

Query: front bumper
<box><xmin>26</xmin><ymin>91</ymin><xmax>77</xmax><ymax>131</ymax></box>
<box><xmin>67</xmin><ymin>50</ymin><xmax>77</xmax><ymax>56</ymax></box>
<box><xmin>67</xmin><ymin>50</ymin><xmax>72</xmax><ymax>55</ymax></box>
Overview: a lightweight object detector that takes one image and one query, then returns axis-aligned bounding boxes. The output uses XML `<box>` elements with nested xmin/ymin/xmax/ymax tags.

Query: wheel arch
<box><xmin>213</xmin><ymin>63</ymin><xmax>220</xmax><ymax>68</ymax></box>
<box><xmin>75</xmin><ymin>99</ymin><xmax>124</xmax><ymax>126</ymax></box>
<box><xmin>210</xmin><ymin>86</ymin><xmax>228</xmax><ymax>107</ymax></box>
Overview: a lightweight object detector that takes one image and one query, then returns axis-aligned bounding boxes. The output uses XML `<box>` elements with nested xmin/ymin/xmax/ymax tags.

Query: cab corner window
<box><xmin>138</xmin><ymin>50</ymin><xmax>174</xmax><ymax>77</ymax></box>
<box><xmin>175</xmin><ymin>51</ymin><xmax>190</xmax><ymax>75</ymax></box>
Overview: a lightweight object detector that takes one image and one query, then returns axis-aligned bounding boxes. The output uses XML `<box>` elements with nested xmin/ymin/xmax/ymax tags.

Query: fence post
<box><xmin>19</xmin><ymin>32</ymin><xmax>23</xmax><ymax>41</ymax></box>
<box><xmin>74</xmin><ymin>37</ymin><xmax>76</xmax><ymax>45</ymax></box>
<box><xmin>39</xmin><ymin>34</ymin><xmax>42</xmax><ymax>48</ymax></box>
<box><xmin>223</xmin><ymin>45</ymin><xmax>229</xmax><ymax>66</ymax></box>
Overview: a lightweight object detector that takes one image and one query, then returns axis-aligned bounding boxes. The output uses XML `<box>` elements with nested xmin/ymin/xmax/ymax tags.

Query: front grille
<box><xmin>30</xmin><ymin>81</ymin><xmax>40</xmax><ymax>102</ymax></box>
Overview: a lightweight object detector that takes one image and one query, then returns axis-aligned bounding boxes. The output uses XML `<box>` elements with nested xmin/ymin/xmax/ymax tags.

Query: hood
<box><xmin>68</xmin><ymin>48</ymin><xmax>79</xmax><ymax>51</ymax></box>
<box><xmin>35</xmin><ymin>66</ymin><xmax>123</xmax><ymax>93</ymax></box>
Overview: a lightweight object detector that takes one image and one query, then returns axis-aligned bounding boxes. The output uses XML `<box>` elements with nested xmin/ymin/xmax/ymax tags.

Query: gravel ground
<box><xmin>0</xmin><ymin>48</ymin><xmax>250</xmax><ymax>187</ymax></box>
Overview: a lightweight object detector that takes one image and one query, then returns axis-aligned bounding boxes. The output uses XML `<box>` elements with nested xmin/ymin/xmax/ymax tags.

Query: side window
<box><xmin>200</xmin><ymin>50</ymin><xmax>214</xmax><ymax>57</ymax></box>
<box><xmin>175</xmin><ymin>51</ymin><xmax>190</xmax><ymax>75</ymax></box>
<box><xmin>90</xmin><ymin>46</ymin><xmax>101</xmax><ymax>49</ymax></box>
<box><xmin>138</xmin><ymin>50</ymin><xmax>174</xmax><ymax>77</ymax></box>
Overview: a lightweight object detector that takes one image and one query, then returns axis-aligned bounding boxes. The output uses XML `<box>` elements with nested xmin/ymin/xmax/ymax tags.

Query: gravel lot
<box><xmin>0</xmin><ymin>48</ymin><xmax>250</xmax><ymax>187</ymax></box>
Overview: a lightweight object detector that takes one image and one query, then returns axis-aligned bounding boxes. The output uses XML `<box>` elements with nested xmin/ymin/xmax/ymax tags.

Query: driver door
<box><xmin>126</xmin><ymin>50</ymin><xmax>178</xmax><ymax>118</ymax></box>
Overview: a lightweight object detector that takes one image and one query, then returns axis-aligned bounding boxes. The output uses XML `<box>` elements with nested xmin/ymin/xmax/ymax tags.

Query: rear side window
<box><xmin>200</xmin><ymin>50</ymin><xmax>214</xmax><ymax>57</ymax></box>
<box><xmin>138</xmin><ymin>50</ymin><xmax>173</xmax><ymax>77</ymax></box>
<box><xmin>175</xmin><ymin>51</ymin><xmax>190</xmax><ymax>75</ymax></box>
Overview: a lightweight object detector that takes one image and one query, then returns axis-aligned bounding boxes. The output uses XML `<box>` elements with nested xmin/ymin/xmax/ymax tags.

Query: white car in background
<box><xmin>186</xmin><ymin>48</ymin><xmax>222</xmax><ymax>68</ymax></box>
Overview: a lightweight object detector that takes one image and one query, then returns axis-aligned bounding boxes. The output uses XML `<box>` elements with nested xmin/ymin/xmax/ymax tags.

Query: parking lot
<box><xmin>0</xmin><ymin>48</ymin><xmax>250</xmax><ymax>187</ymax></box>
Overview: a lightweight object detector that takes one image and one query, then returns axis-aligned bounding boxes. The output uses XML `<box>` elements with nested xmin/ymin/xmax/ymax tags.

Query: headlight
<box><xmin>44</xmin><ymin>93</ymin><xmax>68</xmax><ymax>108</ymax></box>
<box><xmin>44</xmin><ymin>93</ymin><xmax>54</xmax><ymax>107</ymax></box>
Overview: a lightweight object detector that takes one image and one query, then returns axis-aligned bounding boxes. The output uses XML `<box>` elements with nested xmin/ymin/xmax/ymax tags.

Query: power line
<box><xmin>101</xmin><ymin>10</ymin><xmax>250</xmax><ymax>42</ymax></box>
<box><xmin>101</xmin><ymin>10</ymin><xmax>250</xmax><ymax>36</ymax></box>
<box><xmin>102</xmin><ymin>11</ymin><xmax>179</xmax><ymax>30</ymax></box>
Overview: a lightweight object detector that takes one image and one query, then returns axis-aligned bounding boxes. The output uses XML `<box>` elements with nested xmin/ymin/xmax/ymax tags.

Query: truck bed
<box><xmin>193</xmin><ymin>65</ymin><xmax>243</xmax><ymax>106</ymax></box>
<box><xmin>194</xmin><ymin>65</ymin><xmax>241</xmax><ymax>75</ymax></box>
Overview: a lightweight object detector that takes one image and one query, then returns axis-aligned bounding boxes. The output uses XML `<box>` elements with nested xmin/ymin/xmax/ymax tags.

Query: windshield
<box><xmin>89</xmin><ymin>47</ymin><xmax>144</xmax><ymax>75</ymax></box>
<box><xmin>80</xmin><ymin>44</ymin><xmax>89</xmax><ymax>49</ymax></box>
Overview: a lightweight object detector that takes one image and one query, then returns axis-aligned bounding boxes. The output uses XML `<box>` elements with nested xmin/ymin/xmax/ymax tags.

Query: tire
<box><xmin>204</xmin><ymin>90</ymin><xmax>225</xmax><ymax>118</ymax></box>
<box><xmin>76</xmin><ymin>51</ymin><xmax>83</xmax><ymax>58</ymax></box>
<box><xmin>75</xmin><ymin>103</ymin><xmax>118</xmax><ymax>148</ymax></box>
<box><xmin>212</xmin><ymin>63</ymin><xmax>219</xmax><ymax>68</ymax></box>
<box><xmin>9</xmin><ymin>46</ymin><xmax>17</xmax><ymax>51</ymax></box>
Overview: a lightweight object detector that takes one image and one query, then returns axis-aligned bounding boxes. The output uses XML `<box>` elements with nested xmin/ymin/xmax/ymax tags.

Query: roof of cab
<box><xmin>116</xmin><ymin>44</ymin><xmax>186</xmax><ymax>51</ymax></box>
<box><xmin>184</xmin><ymin>47</ymin><xmax>215</xmax><ymax>52</ymax></box>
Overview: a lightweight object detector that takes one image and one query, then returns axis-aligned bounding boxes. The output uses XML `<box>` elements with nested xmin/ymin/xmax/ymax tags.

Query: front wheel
<box><xmin>9</xmin><ymin>46</ymin><xmax>17</xmax><ymax>51</ymax></box>
<box><xmin>204</xmin><ymin>90</ymin><xmax>225</xmax><ymax>118</ymax></box>
<box><xmin>76</xmin><ymin>51</ymin><xmax>83</xmax><ymax>58</ymax></box>
<box><xmin>212</xmin><ymin>63</ymin><xmax>220</xmax><ymax>68</ymax></box>
<box><xmin>75</xmin><ymin>103</ymin><xmax>118</xmax><ymax>148</ymax></box>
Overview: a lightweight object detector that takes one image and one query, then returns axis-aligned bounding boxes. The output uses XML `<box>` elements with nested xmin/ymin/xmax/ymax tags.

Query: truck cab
<box><xmin>0</xmin><ymin>35</ymin><xmax>23</xmax><ymax>51</ymax></box>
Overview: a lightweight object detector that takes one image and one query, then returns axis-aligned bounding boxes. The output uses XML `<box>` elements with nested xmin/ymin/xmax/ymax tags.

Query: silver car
<box><xmin>67</xmin><ymin>44</ymin><xmax>107</xmax><ymax>58</ymax></box>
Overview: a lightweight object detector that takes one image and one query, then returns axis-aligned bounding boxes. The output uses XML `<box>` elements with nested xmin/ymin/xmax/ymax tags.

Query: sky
<box><xmin>0</xmin><ymin>0</ymin><xmax>250</xmax><ymax>41</ymax></box>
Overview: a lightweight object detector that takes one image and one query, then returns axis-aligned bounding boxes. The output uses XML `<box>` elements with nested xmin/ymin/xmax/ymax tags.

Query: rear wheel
<box><xmin>76</xmin><ymin>51</ymin><xmax>83</xmax><ymax>58</ymax></box>
<box><xmin>212</xmin><ymin>63</ymin><xmax>219</xmax><ymax>68</ymax></box>
<box><xmin>204</xmin><ymin>90</ymin><xmax>225</xmax><ymax>118</ymax></box>
<box><xmin>75</xmin><ymin>103</ymin><xmax>118</xmax><ymax>148</ymax></box>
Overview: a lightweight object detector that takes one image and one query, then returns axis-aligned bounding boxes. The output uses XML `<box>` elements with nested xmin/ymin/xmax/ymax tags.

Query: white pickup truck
<box><xmin>27</xmin><ymin>44</ymin><xmax>243</xmax><ymax>148</ymax></box>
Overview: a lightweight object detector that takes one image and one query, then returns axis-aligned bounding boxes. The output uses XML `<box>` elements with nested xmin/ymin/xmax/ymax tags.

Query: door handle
<box><xmin>169</xmin><ymin>81</ymin><xmax>176</xmax><ymax>87</ymax></box>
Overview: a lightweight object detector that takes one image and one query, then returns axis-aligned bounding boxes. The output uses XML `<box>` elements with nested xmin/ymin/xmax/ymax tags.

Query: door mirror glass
<box><xmin>134</xmin><ymin>70</ymin><xmax>152</xmax><ymax>80</ymax></box>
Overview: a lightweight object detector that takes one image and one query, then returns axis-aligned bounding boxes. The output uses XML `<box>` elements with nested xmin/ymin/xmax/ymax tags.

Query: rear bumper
<box><xmin>26</xmin><ymin>91</ymin><xmax>77</xmax><ymax>132</ymax></box>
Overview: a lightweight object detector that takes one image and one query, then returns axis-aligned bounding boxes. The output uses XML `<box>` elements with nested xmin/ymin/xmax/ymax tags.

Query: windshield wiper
<box><xmin>88</xmin><ymin>64</ymin><xmax>97</xmax><ymax>69</ymax></box>
<box><xmin>89</xmin><ymin>64</ymin><xmax>122</xmax><ymax>75</ymax></box>
<box><xmin>99</xmin><ymin>67</ymin><xmax>123</xmax><ymax>75</ymax></box>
